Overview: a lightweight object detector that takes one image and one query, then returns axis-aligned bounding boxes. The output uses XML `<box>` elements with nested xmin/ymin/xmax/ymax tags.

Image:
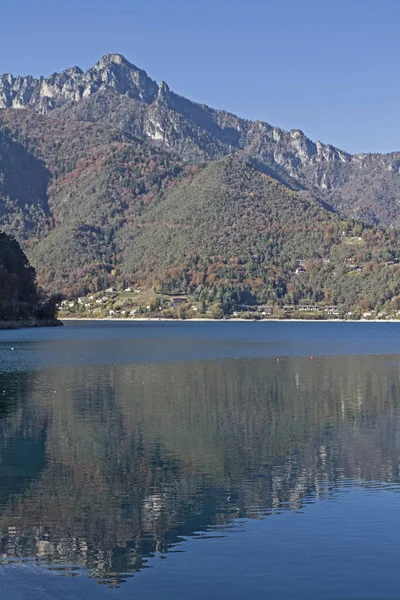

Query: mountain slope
<box><xmin>115</xmin><ymin>155</ymin><xmax>400</xmax><ymax>312</ymax></box>
<box><xmin>0</xmin><ymin>126</ymin><xmax>51</xmax><ymax>242</ymax></box>
<box><xmin>0</xmin><ymin>107</ymin><xmax>193</xmax><ymax>294</ymax></box>
<box><xmin>2</xmin><ymin>55</ymin><xmax>400</xmax><ymax>314</ymax></box>
<box><xmin>2</xmin><ymin>54</ymin><xmax>400</xmax><ymax>227</ymax></box>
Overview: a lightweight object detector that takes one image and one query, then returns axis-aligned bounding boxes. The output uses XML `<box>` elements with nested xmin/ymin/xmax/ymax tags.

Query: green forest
<box><xmin>2</xmin><ymin>92</ymin><xmax>400</xmax><ymax>319</ymax></box>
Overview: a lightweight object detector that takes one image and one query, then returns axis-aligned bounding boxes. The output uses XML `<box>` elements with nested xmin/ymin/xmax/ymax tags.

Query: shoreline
<box><xmin>60</xmin><ymin>317</ymin><xmax>400</xmax><ymax>323</ymax></box>
<box><xmin>0</xmin><ymin>318</ymin><xmax>63</xmax><ymax>330</ymax></box>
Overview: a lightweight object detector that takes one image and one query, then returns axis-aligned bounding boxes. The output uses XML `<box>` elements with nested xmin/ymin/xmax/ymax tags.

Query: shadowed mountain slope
<box><xmin>0</xmin><ymin>232</ymin><xmax>57</xmax><ymax>321</ymax></box>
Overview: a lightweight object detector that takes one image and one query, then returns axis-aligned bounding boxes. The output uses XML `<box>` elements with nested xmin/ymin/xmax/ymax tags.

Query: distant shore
<box><xmin>0</xmin><ymin>318</ymin><xmax>63</xmax><ymax>330</ymax></box>
<box><xmin>60</xmin><ymin>317</ymin><xmax>400</xmax><ymax>324</ymax></box>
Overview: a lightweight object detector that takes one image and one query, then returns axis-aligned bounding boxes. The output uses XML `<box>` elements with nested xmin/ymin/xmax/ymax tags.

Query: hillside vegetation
<box><xmin>3</xmin><ymin>54</ymin><xmax>400</xmax><ymax>226</ymax></box>
<box><xmin>0</xmin><ymin>232</ymin><xmax>57</xmax><ymax>322</ymax></box>
<box><xmin>57</xmin><ymin>156</ymin><xmax>400</xmax><ymax>318</ymax></box>
<box><xmin>2</xmin><ymin>55</ymin><xmax>400</xmax><ymax>316</ymax></box>
<box><xmin>118</xmin><ymin>156</ymin><xmax>400</xmax><ymax>314</ymax></box>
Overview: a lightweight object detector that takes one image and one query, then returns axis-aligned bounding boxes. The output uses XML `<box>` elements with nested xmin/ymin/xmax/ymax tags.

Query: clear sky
<box><xmin>1</xmin><ymin>0</ymin><xmax>399</xmax><ymax>154</ymax></box>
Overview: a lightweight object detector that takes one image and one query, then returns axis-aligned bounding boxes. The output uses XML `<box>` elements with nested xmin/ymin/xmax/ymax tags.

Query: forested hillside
<box><xmin>3</xmin><ymin>54</ymin><xmax>400</xmax><ymax>227</ymax></box>
<box><xmin>0</xmin><ymin>232</ymin><xmax>57</xmax><ymax>322</ymax></box>
<box><xmin>35</xmin><ymin>154</ymin><xmax>400</xmax><ymax>316</ymax></box>
<box><xmin>2</xmin><ymin>54</ymin><xmax>400</xmax><ymax>316</ymax></box>
<box><xmin>118</xmin><ymin>156</ymin><xmax>400</xmax><ymax>313</ymax></box>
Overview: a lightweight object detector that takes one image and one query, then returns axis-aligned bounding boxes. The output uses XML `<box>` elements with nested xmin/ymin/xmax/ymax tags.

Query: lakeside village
<box><xmin>57</xmin><ymin>287</ymin><xmax>400</xmax><ymax>321</ymax></box>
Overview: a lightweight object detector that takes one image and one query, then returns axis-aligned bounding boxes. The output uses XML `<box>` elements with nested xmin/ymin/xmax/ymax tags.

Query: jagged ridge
<box><xmin>0</xmin><ymin>54</ymin><xmax>158</xmax><ymax>112</ymax></box>
<box><xmin>2</xmin><ymin>53</ymin><xmax>400</xmax><ymax>227</ymax></box>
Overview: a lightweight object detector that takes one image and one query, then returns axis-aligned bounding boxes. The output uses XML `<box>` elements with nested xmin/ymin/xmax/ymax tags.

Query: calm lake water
<box><xmin>1</xmin><ymin>321</ymin><xmax>400</xmax><ymax>599</ymax></box>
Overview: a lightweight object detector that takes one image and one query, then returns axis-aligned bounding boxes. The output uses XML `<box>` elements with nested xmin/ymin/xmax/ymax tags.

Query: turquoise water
<box><xmin>1</xmin><ymin>321</ymin><xmax>400</xmax><ymax>599</ymax></box>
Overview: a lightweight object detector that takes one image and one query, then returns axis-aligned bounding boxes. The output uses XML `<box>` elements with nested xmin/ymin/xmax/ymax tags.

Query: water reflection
<box><xmin>0</xmin><ymin>355</ymin><xmax>400</xmax><ymax>585</ymax></box>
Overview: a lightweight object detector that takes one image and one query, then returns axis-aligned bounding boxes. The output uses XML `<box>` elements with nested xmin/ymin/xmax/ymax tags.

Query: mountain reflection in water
<box><xmin>0</xmin><ymin>353</ymin><xmax>400</xmax><ymax>587</ymax></box>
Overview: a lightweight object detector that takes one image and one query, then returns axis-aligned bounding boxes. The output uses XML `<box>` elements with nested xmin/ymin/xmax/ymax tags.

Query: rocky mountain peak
<box><xmin>158</xmin><ymin>81</ymin><xmax>170</xmax><ymax>94</ymax></box>
<box><xmin>95</xmin><ymin>53</ymin><xmax>131</xmax><ymax>68</ymax></box>
<box><xmin>155</xmin><ymin>81</ymin><xmax>171</xmax><ymax>106</ymax></box>
<box><xmin>2</xmin><ymin>52</ymin><xmax>400</xmax><ymax>230</ymax></box>
<box><xmin>0</xmin><ymin>53</ymin><xmax>159</xmax><ymax>112</ymax></box>
<box><xmin>64</xmin><ymin>66</ymin><xmax>83</xmax><ymax>76</ymax></box>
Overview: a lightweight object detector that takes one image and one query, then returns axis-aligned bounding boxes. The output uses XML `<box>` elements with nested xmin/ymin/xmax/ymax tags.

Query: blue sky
<box><xmin>1</xmin><ymin>0</ymin><xmax>399</xmax><ymax>154</ymax></box>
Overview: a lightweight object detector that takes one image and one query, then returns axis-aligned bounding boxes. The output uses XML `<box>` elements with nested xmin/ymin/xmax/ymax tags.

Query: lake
<box><xmin>1</xmin><ymin>321</ymin><xmax>400</xmax><ymax>599</ymax></box>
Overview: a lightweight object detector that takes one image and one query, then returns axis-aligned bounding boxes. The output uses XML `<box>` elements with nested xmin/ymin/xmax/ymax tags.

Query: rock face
<box><xmin>0</xmin><ymin>54</ymin><xmax>159</xmax><ymax>112</ymax></box>
<box><xmin>2</xmin><ymin>53</ymin><xmax>400</xmax><ymax>229</ymax></box>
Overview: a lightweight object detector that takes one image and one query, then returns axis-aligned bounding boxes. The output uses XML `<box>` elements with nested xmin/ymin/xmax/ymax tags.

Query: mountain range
<box><xmin>1</xmin><ymin>53</ymin><xmax>400</xmax><ymax>313</ymax></box>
